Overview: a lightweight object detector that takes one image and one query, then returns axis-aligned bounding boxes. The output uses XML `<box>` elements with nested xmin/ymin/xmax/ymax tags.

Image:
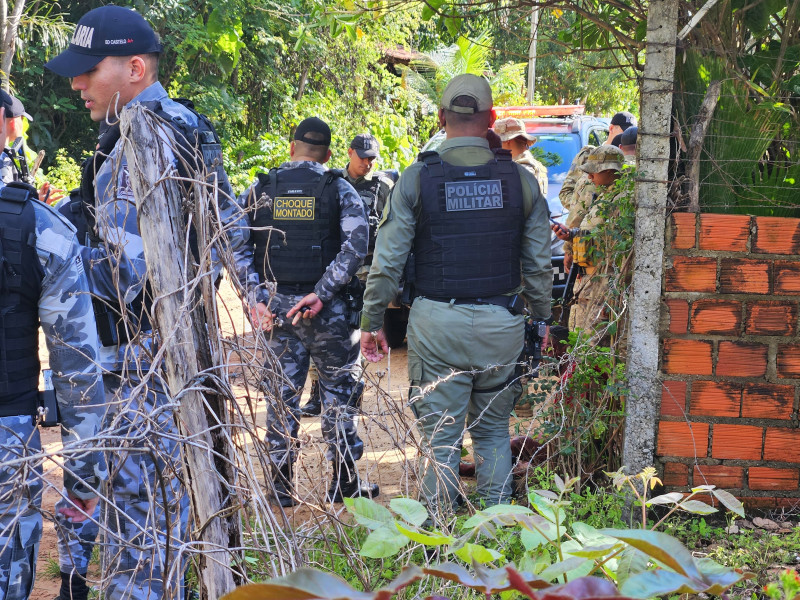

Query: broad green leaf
<box><xmin>360</xmin><ymin>525</ymin><xmax>409</xmax><ymax>558</ymax></box>
<box><xmin>520</xmin><ymin>527</ymin><xmax>550</xmax><ymax>551</ymax></box>
<box><xmin>570</xmin><ymin>522</ymin><xmax>618</xmax><ymax>547</ymax></box>
<box><xmin>620</xmin><ymin>569</ymin><xmax>697</xmax><ymax>598</ymax></box>
<box><xmin>518</xmin><ymin>514</ymin><xmax>559</xmax><ymax>544</ymax></box>
<box><xmin>600</xmin><ymin>529</ymin><xmax>700</xmax><ymax>580</ymax></box>
<box><xmin>695</xmin><ymin>557</ymin><xmax>752</xmax><ymax>594</ymax></box>
<box><xmin>678</xmin><ymin>500</ymin><xmax>718</xmax><ymax>515</ymax></box>
<box><xmin>538</xmin><ymin>556</ymin><xmax>589</xmax><ymax>582</ymax></box>
<box><xmin>395</xmin><ymin>521</ymin><xmax>454</xmax><ymax>546</ymax></box>
<box><xmin>532</xmin><ymin>489</ymin><xmax>559</xmax><ymax>501</ymax></box>
<box><xmin>615</xmin><ymin>545</ymin><xmax>650</xmax><ymax>586</ymax></box>
<box><xmin>529</xmin><ymin>494</ymin><xmax>565</xmax><ymax>524</ymax></box>
<box><xmin>567</xmin><ymin>543</ymin><xmax>620</xmax><ymax>559</ymax></box>
<box><xmin>219</xmin><ymin>567</ymin><xmax>373</xmax><ymax>599</ymax></box>
<box><xmin>390</xmin><ymin>498</ymin><xmax>428</xmax><ymax>526</ymax></box>
<box><xmin>483</xmin><ymin>504</ymin><xmax>534</xmax><ymax>516</ymax></box>
<box><xmin>343</xmin><ymin>497</ymin><xmax>394</xmax><ymax>530</ymax></box>
<box><xmin>452</xmin><ymin>543</ymin><xmax>503</xmax><ymax>564</ymax></box>
<box><xmin>710</xmin><ymin>488</ymin><xmax>745</xmax><ymax>518</ymax></box>
<box><xmin>647</xmin><ymin>492</ymin><xmax>684</xmax><ymax>505</ymax></box>
<box><xmin>554</xmin><ymin>473</ymin><xmax>565</xmax><ymax>492</ymax></box>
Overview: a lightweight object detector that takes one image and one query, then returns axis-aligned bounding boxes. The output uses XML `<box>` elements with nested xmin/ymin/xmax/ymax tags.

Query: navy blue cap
<box><xmin>294</xmin><ymin>117</ymin><xmax>331</xmax><ymax>146</ymax></box>
<box><xmin>0</xmin><ymin>90</ymin><xmax>32</xmax><ymax>121</ymax></box>
<box><xmin>350</xmin><ymin>133</ymin><xmax>379</xmax><ymax>158</ymax></box>
<box><xmin>610</xmin><ymin>111</ymin><xmax>637</xmax><ymax>130</ymax></box>
<box><xmin>620</xmin><ymin>126</ymin><xmax>638</xmax><ymax>146</ymax></box>
<box><xmin>45</xmin><ymin>6</ymin><xmax>162</xmax><ymax>78</ymax></box>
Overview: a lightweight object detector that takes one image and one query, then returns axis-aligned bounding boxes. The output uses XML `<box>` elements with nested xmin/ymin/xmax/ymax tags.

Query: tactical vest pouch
<box><xmin>573</xmin><ymin>232</ymin><xmax>595</xmax><ymax>268</ymax></box>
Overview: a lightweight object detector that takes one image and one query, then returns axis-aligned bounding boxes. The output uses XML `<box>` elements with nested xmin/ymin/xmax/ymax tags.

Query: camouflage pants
<box><xmin>55</xmin><ymin>372</ymin><xmax>188</xmax><ymax>600</ymax></box>
<box><xmin>0</xmin><ymin>416</ymin><xmax>42</xmax><ymax>600</ymax></box>
<box><xmin>264</xmin><ymin>293</ymin><xmax>363</xmax><ymax>465</ymax></box>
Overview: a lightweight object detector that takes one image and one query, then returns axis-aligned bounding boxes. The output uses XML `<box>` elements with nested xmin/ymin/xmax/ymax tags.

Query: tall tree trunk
<box><xmin>622</xmin><ymin>0</ymin><xmax>679</xmax><ymax>475</ymax></box>
<box><xmin>121</xmin><ymin>105</ymin><xmax>240</xmax><ymax>600</ymax></box>
<box><xmin>0</xmin><ymin>0</ymin><xmax>25</xmax><ymax>91</ymax></box>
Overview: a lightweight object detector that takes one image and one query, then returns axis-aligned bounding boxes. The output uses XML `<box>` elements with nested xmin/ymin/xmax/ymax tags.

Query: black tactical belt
<box><xmin>276</xmin><ymin>283</ymin><xmax>316</xmax><ymax>295</ymax></box>
<box><xmin>424</xmin><ymin>294</ymin><xmax>525</xmax><ymax>315</ymax></box>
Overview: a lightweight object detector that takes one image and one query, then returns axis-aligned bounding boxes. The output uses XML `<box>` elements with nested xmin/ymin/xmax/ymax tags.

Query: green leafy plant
<box><xmin>764</xmin><ymin>569</ymin><xmax>800</xmax><ymax>600</ymax></box>
<box><xmin>606</xmin><ymin>466</ymin><xmax>745</xmax><ymax>530</ymax></box>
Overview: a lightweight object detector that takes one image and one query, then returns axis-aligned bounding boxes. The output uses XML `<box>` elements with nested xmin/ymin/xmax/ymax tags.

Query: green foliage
<box><xmin>43</xmin><ymin>148</ymin><xmax>82</xmax><ymax>193</ymax></box>
<box><xmin>764</xmin><ymin>569</ymin><xmax>800</xmax><ymax>600</ymax></box>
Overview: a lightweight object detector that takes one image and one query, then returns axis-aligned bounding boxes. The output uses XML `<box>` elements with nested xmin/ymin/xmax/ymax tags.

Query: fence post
<box><xmin>120</xmin><ymin>104</ymin><xmax>239</xmax><ymax>599</ymax></box>
<box><xmin>623</xmin><ymin>0</ymin><xmax>679</xmax><ymax>477</ymax></box>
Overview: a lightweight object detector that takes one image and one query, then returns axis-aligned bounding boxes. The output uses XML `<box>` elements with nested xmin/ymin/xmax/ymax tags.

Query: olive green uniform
<box><xmin>361</xmin><ymin>137</ymin><xmax>552</xmax><ymax>510</ymax></box>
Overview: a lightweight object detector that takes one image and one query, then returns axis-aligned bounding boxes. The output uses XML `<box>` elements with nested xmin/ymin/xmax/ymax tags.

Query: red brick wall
<box><xmin>659</xmin><ymin>213</ymin><xmax>800</xmax><ymax>508</ymax></box>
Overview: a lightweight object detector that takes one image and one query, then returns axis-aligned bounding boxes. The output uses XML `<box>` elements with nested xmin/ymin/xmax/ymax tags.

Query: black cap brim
<box><xmin>44</xmin><ymin>49</ymin><xmax>105</xmax><ymax>78</ymax></box>
<box><xmin>354</xmin><ymin>148</ymin><xmax>379</xmax><ymax>159</ymax></box>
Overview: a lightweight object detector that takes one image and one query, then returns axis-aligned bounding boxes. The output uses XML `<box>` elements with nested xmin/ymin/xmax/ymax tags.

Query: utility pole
<box><xmin>622</xmin><ymin>0</ymin><xmax>679</xmax><ymax>475</ymax></box>
<box><xmin>526</xmin><ymin>5</ymin><xmax>539</xmax><ymax>103</ymax></box>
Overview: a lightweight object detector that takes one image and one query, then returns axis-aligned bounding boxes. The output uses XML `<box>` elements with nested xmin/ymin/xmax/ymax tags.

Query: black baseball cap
<box><xmin>610</xmin><ymin>133</ymin><xmax>623</xmax><ymax>147</ymax></box>
<box><xmin>0</xmin><ymin>90</ymin><xmax>32</xmax><ymax>121</ymax></box>
<box><xmin>294</xmin><ymin>117</ymin><xmax>331</xmax><ymax>146</ymax></box>
<box><xmin>610</xmin><ymin>111</ymin><xmax>637</xmax><ymax>130</ymax></box>
<box><xmin>350</xmin><ymin>133</ymin><xmax>379</xmax><ymax>158</ymax></box>
<box><xmin>620</xmin><ymin>126</ymin><xmax>638</xmax><ymax>147</ymax></box>
<box><xmin>44</xmin><ymin>5</ymin><xmax>162</xmax><ymax>78</ymax></box>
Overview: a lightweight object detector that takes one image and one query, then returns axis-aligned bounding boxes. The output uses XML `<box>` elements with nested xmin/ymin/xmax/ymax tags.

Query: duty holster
<box><xmin>343</xmin><ymin>276</ymin><xmax>365</xmax><ymax>330</ymax></box>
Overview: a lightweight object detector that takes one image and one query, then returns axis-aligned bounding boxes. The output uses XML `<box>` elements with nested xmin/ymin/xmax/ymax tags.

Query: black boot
<box><xmin>326</xmin><ymin>458</ymin><xmax>379</xmax><ymax>503</ymax></box>
<box><xmin>300</xmin><ymin>380</ymin><xmax>322</xmax><ymax>417</ymax></box>
<box><xmin>55</xmin><ymin>570</ymin><xmax>89</xmax><ymax>600</ymax></box>
<box><xmin>272</xmin><ymin>462</ymin><xmax>297</xmax><ymax>507</ymax></box>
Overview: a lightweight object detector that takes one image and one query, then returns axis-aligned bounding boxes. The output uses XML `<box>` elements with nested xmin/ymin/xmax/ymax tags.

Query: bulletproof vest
<box><xmin>70</xmin><ymin>98</ymin><xmax>228</xmax><ymax>346</ymax></box>
<box><xmin>414</xmin><ymin>150</ymin><xmax>525</xmax><ymax>298</ymax></box>
<box><xmin>250</xmin><ymin>167</ymin><xmax>341</xmax><ymax>292</ymax></box>
<box><xmin>0</xmin><ymin>182</ymin><xmax>43</xmax><ymax>414</ymax></box>
<box><xmin>334</xmin><ymin>170</ymin><xmax>385</xmax><ymax>254</ymax></box>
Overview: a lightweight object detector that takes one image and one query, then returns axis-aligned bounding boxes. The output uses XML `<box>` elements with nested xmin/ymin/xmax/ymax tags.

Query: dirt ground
<box><xmin>28</xmin><ymin>278</ymin><xmax>547</xmax><ymax>597</ymax></box>
<box><xmin>28</xmin><ymin>279</ymin><xmax>421</xmax><ymax>598</ymax></box>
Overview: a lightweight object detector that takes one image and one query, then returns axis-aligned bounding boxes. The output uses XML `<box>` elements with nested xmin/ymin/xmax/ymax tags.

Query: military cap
<box><xmin>294</xmin><ymin>117</ymin><xmax>331</xmax><ymax>146</ymax></box>
<box><xmin>440</xmin><ymin>74</ymin><xmax>493</xmax><ymax>114</ymax></box>
<box><xmin>610</xmin><ymin>111</ymin><xmax>637</xmax><ymax>130</ymax></box>
<box><xmin>44</xmin><ymin>5</ymin><xmax>162</xmax><ymax>78</ymax></box>
<box><xmin>351</xmin><ymin>133</ymin><xmax>379</xmax><ymax>158</ymax></box>
<box><xmin>494</xmin><ymin>117</ymin><xmax>535</xmax><ymax>142</ymax></box>
<box><xmin>580</xmin><ymin>146</ymin><xmax>624</xmax><ymax>174</ymax></box>
<box><xmin>0</xmin><ymin>90</ymin><xmax>32</xmax><ymax>121</ymax></box>
<box><xmin>620</xmin><ymin>126</ymin><xmax>638</xmax><ymax>147</ymax></box>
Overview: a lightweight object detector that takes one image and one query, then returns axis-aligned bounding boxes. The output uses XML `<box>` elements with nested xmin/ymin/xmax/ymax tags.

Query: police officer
<box><xmin>45</xmin><ymin>6</ymin><xmax>258</xmax><ymax>599</ymax></box>
<box><xmin>360</xmin><ymin>75</ymin><xmax>552</xmax><ymax>514</ymax></box>
<box><xmin>0</xmin><ymin>99</ymin><xmax>106</xmax><ymax>597</ymax></box>
<box><xmin>493</xmin><ymin>117</ymin><xmax>548</xmax><ymax>197</ymax></box>
<box><xmin>553</xmin><ymin>146</ymin><xmax>625</xmax><ymax>333</ymax></box>
<box><xmin>604</xmin><ymin>111</ymin><xmax>637</xmax><ymax>145</ymax></box>
<box><xmin>244</xmin><ymin>117</ymin><xmax>379</xmax><ymax>507</ymax></box>
<box><xmin>0</xmin><ymin>92</ymin><xmax>33</xmax><ymax>184</ymax></box>
<box><xmin>619</xmin><ymin>126</ymin><xmax>638</xmax><ymax>164</ymax></box>
<box><xmin>300</xmin><ymin>133</ymin><xmax>395</xmax><ymax>418</ymax></box>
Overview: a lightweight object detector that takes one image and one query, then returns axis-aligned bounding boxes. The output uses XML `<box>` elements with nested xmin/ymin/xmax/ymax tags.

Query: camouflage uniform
<box><xmin>566</xmin><ymin>146</ymin><xmax>625</xmax><ymax>333</ymax></box>
<box><xmin>0</xmin><ymin>198</ymin><xmax>106</xmax><ymax>600</ymax></box>
<box><xmin>307</xmin><ymin>167</ymin><xmax>394</xmax><ymax>389</ymax></box>
<box><xmin>54</xmin><ymin>81</ymin><xmax>257</xmax><ymax>599</ymax></box>
<box><xmin>240</xmin><ymin>160</ymin><xmax>368</xmax><ymax>465</ymax></box>
<box><xmin>514</xmin><ymin>150</ymin><xmax>548</xmax><ymax>198</ymax></box>
<box><xmin>559</xmin><ymin>145</ymin><xmax>595</xmax><ymax>263</ymax></box>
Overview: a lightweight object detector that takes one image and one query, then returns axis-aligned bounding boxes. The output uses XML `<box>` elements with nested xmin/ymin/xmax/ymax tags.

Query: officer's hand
<box><xmin>287</xmin><ymin>293</ymin><xmax>323</xmax><ymax>326</ymax></box>
<box><xmin>58</xmin><ymin>493</ymin><xmax>99</xmax><ymax>524</ymax></box>
<box><xmin>551</xmin><ymin>222</ymin><xmax>571</xmax><ymax>241</ymax></box>
<box><xmin>361</xmin><ymin>329</ymin><xmax>389</xmax><ymax>362</ymax></box>
<box><xmin>38</xmin><ymin>182</ymin><xmax>65</xmax><ymax>205</ymax></box>
<box><xmin>250</xmin><ymin>302</ymin><xmax>274</xmax><ymax>331</ymax></box>
<box><xmin>563</xmin><ymin>252</ymin><xmax>573</xmax><ymax>271</ymax></box>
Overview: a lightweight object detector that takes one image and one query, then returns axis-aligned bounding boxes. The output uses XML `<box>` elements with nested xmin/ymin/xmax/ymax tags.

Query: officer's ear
<box><xmin>320</xmin><ymin>149</ymin><xmax>332</xmax><ymax>165</ymax></box>
<box><xmin>438</xmin><ymin>108</ymin><xmax>446</xmax><ymax>129</ymax></box>
<box><xmin>488</xmin><ymin>108</ymin><xmax>497</xmax><ymax>128</ymax></box>
<box><xmin>289</xmin><ymin>141</ymin><xmax>296</xmax><ymax>159</ymax></box>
